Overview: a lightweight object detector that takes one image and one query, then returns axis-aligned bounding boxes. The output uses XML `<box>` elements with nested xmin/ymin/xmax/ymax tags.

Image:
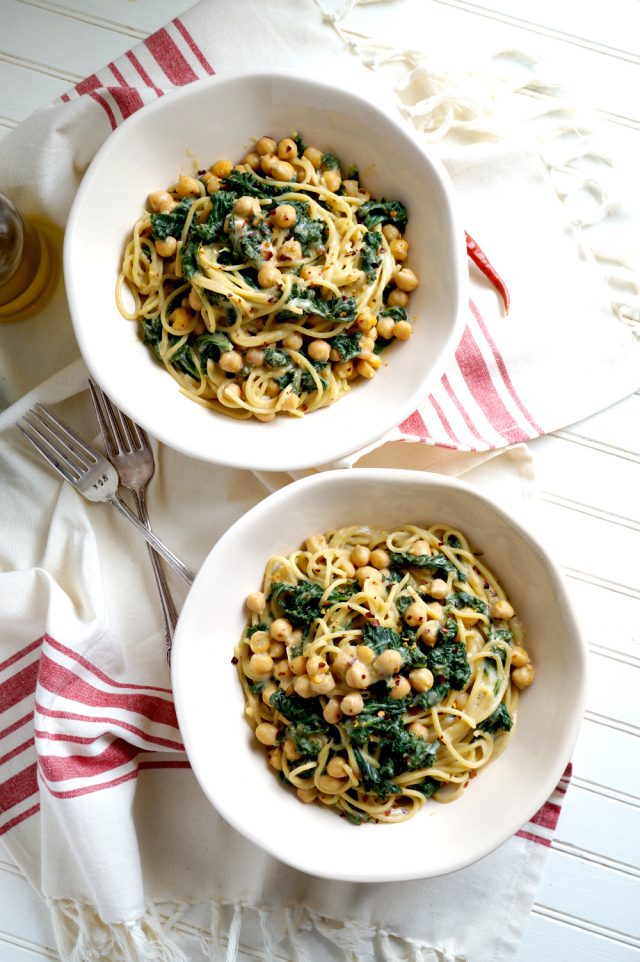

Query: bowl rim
<box><xmin>171</xmin><ymin>467</ymin><xmax>588</xmax><ymax>882</ymax></box>
<box><xmin>63</xmin><ymin>68</ymin><xmax>469</xmax><ymax>472</ymax></box>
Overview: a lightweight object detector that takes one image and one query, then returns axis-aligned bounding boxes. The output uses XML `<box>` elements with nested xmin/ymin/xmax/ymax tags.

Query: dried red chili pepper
<box><xmin>465</xmin><ymin>231</ymin><xmax>510</xmax><ymax>315</ymax></box>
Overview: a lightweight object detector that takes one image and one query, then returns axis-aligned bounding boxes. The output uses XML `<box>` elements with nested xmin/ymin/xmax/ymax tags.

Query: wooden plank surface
<box><xmin>0</xmin><ymin>1</ymin><xmax>638</xmax><ymax>960</ymax></box>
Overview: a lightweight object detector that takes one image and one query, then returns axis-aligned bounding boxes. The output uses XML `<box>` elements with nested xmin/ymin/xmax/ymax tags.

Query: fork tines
<box><xmin>88</xmin><ymin>379</ymin><xmax>147</xmax><ymax>458</ymax></box>
<box><xmin>18</xmin><ymin>403</ymin><xmax>99</xmax><ymax>482</ymax></box>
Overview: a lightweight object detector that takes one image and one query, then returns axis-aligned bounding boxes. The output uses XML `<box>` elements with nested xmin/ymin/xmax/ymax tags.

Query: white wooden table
<box><xmin>1</xmin><ymin>2</ymin><xmax>638</xmax><ymax>960</ymax></box>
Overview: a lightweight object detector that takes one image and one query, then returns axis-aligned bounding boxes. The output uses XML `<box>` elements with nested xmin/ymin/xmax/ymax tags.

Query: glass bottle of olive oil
<box><xmin>0</xmin><ymin>193</ymin><xmax>59</xmax><ymax>322</ymax></box>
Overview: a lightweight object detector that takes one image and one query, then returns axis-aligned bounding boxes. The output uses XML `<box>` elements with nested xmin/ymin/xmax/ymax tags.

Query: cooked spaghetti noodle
<box><xmin>116</xmin><ymin>134</ymin><xmax>419</xmax><ymax>421</ymax></box>
<box><xmin>235</xmin><ymin>523</ymin><xmax>535</xmax><ymax>824</ymax></box>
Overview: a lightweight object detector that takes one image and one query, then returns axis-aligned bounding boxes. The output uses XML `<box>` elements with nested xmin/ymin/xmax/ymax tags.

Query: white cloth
<box><xmin>0</xmin><ymin>0</ymin><xmax>634</xmax><ymax>960</ymax></box>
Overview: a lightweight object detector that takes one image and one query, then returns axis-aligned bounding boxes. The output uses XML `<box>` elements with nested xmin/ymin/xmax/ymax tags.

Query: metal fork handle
<box><xmin>108</xmin><ymin>493</ymin><xmax>195</xmax><ymax>585</ymax></box>
<box><xmin>134</xmin><ymin>487</ymin><xmax>178</xmax><ymax>661</ymax></box>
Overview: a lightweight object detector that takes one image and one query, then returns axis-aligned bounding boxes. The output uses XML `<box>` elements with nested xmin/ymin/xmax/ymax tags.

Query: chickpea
<box><xmin>323</xmin><ymin>697</ymin><xmax>343</xmax><ymax>724</ymax></box>
<box><xmin>290</xmin><ymin>655</ymin><xmax>308</xmax><ymax>676</ymax></box>
<box><xmin>283</xmin><ymin>738</ymin><xmax>301</xmax><ymax>761</ymax></box>
<box><xmin>356</xmin><ymin>645</ymin><xmax>375</xmax><ymax>666</ymax></box>
<box><xmin>394</xmin><ymin>267</ymin><xmax>419</xmax><ymax>292</ymax></box>
<box><xmin>409</xmin><ymin>668</ymin><xmax>435</xmax><ymax>692</ymax></box>
<box><xmin>382</xmin><ymin>224</ymin><xmax>401</xmax><ymax>243</ymax></box>
<box><xmin>297</xmin><ymin>787</ymin><xmax>318</xmax><ymax>803</ymax></box>
<box><xmin>279</xmin><ymin>239</ymin><xmax>302</xmax><ymax>261</ymax></box>
<box><xmin>326</xmin><ymin>756</ymin><xmax>349</xmax><ymax>778</ymax></box>
<box><xmin>271</xmin><ymin>160</ymin><xmax>296</xmax><ymax>182</ymax></box>
<box><xmin>155</xmin><ymin>236</ymin><xmax>177</xmax><ymax>258</ymax></box>
<box><xmin>264</xmin><ymin>380</ymin><xmax>281</xmax><ymax>398</ymax></box>
<box><xmin>512</xmin><ymin>664</ymin><xmax>535</xmax><ymax>690</ymax></box>
<box><xmin>340</xmin><ymin>179</ymin><xmax>358</xmax><ymax>197</ymax></box>
<box><xmin>257</xmin><ymin>264</ymin><xmax>283</xmax><ymax>288</ymax></box>
<box><xmin>376</xmin><ymin>316</ymin><xmax>395</xmax><ymax>340</ymax></box>
<box><xmin>356</xmin><ymin>312</ymin><xmax>377</xmax><ymax>333</ymax></box>
<box><xmin>404</xmin><ymin>602</ymin><xmax>427</xmax><ymax>627</ymax></box>
<box><xmin>356</xmin><ymin>359</ymin><xmax>378</xmax><ymax>379</ymax></box>
<box><xmin>310</xmin><ymin>673</ymin><xmax>335</xmax><ymax>695</ymax></box>
<box><xmin>355</xmin><ymin>565</ymin><xmax>382</xmax><ymax>586</ymax></box>
<box><xmin>246</xmin><ymin>591</ymin><xmax>266</xmax><ymax>613</ymax></box>
<box><xmin>218</xmin><ymin>350</ymin><xmax>243</xmax><ymax>374</ymax></box>
<box><xmin>330</xmin><ymin>648</ymin><xmax>356</xmax><ymax>677</ymax></box>
<box><xmin>491</xmin><ymin>600</ymin><xmax>515</xmax><ymax>620</ymax></box>
<box><xmin>148</xmin><ymin>190</ymin><xmax>176</xmax><ymax>213</ymax></box>
<box><xmin>334</xmin><ymin>360</ymin><xmax>355</xmax><ymax>380</ymax></box>
<box><xmin>243</xmin><ymin>151</ymin><xmax>261</xmax><ymax>171</ymax></box>
<box><xmin>282</xmin><ymin>332</ymin><xmax>303</xmax><ymax>351</ymax></box>
<box><xmin>256</xmin><ymin>137</ymin><xmax>277</xmax><ymax>156</ymax></box>
<box><xmin>273</xmin><ymin>204</ymin><xmax>297</xmax><ymax>229</ymax></box>
<box><xmin>392</xmin><ymin>320</ymin><xmax>413</xmax><ymax>341</ymax></box>
<box><xmin>317</xmin><ymin>774</ymin><xmax>346</xmax><ymax>795</ymax></box>
<box><xmin>293</xmin><ymin>675</ymin><xmax>313</xmax><ymax>698</ymax></box>
<box><xmin>255</xmin><ymin>722</ymin><xmax>279</xmax><ymax>746</ymax></box>
<box><xmin>249</xmin><ymin>653</ymin><xmax>273</xmax><ymax>676</ymax></box>
<box><xmin>374</xmin><ymin>649</ymin><xmax>403</xmax><ymax>677</ymax></box>
<box><xmin>511</xmin><ymin>645</ymin><xmax>530</xmax><ymax>668</ymax></box>
<box><xmin>321</xmin><ymin>169</ymin><xmax>341</xmax><ymax>192</ymax></box>
<box><xmin>390</xmin><ymin>238</ymin><xmax>409</xmax><ymax>261</ymax></box>
<box><xmin>303</xmin><ymin>146</ymin><xmax>323</xmax><ymax>167</ymax></box>
<box><xmin>246</xmin><ymin>348</ymin><xmax>265</xmax><ymax>367</ymax></box>
<box><xmin>308</xmin><ymin>339</ymin><xmax>331</xmax><ymax>362</ymax></box>
<box><xmin>249</xmin><ymin>631</ymin><xmax>270</xmax><ymax>654</ymax></box>
<box><xmin>279</xmin><ymin>392</ymin><xmax>299</xmax><ymax>412</ymax></box>
<box><xmin>269</xmin><ymin>641</ymin><xmax>286</xmax><ymax>659</ymax></box>
<box><xmin>212</xmin><ymin>159</ymin><xmax>233</xmax><ymax>178</ymax></box>
<box><xmin>200</xmin><ymin>172</ymin><xmax>219</xmax><ymax>194</ymax></box>
<box><xmin>307</xmin><ymin>654</ymin><xmax>329</xmax><ymax>676</ymax></box>
<box><xmin>234</xmin><ymin>195</ymin><xmax>260</xmax><ymax>219</ymax></box>
<box><xmin>411</xmin><ymin>540</ymin><xmax>431</xmax><ymax>556</ymax></box>
<box><xmin>268</xmin><ymin>747</ymin><xmax>283</xmax><ymax>771</ymax></box>
<box><xmin>170</xmin><ymin>307</ymin><xmax>192</xmax><ymax>333</ymax></box>
<box><xmin>389</xmin><ymin>674</ymin><xmax>411</xmax><ymax>699</ymax></box>
<box><xmin>429</xmin><ymin>578</ymin><xmax>449</xmax><ymax>600</ymax></box>
<box><xmin>408</xmin><ymin>721</ymin><xmax>430</xmax><ymax>740</ymax></box>
<box><xmin>350</xmin><ymin>545</ymin><xmax>370</xmax><ymax>568</ymax></box>
<box><xmin>273</xmin><ymin>660</ymin><xmax>292</xmax><ymax>684</ymax></box>
<box><xmin>341</xmin><ymin>692</ymin><xmax>364</xmax><ymax>716</ymax></box>
<box><xmin>345</xmin><ymin>661</ymin><xmax>372</xmax><ymax>689</ymax></box>
<box><xmin>270</xmin><ymin>618</ymin><xmax>293</xmax><ymax>642</ymax></box>
<box><xmin>387</xmin><ymin>288</ymin><xmax>409</xmax><ymax>308</ymax></box>
<box><xmin>304</xmin><ymin>533</ymin><xmax>326</xmax><ymax>553</ymax></box>
<box><xmin>416</xmin><ymin>621</ymin><xmax>440</xmax><ymax>647</ymax></box>
<box><xmin>260</xmin><ymin>154</ymin><xmax>278</xmax><ymax>175</ymax></box>
<box><xmin>262</xmin><ymin>682</ymin><xmax>277</xmax><ymax>706</ymax></box>
<box><xmin>277</xmin><ymin>137</ymin><xmax>298</xmax><ymax>161</ymax></box>
<box><xmin>300</xmin><ymin>264</ymin><xmax>321</xmax><ymax>283</ymax></box>
<box><xmin>188</xmin><ymin>288</ymin><xmax>203</xmax><ymax>311</ymax></box>
<box><xmin>454</xmin><ymin>691</ymin><xmax>469</xmax><ymax>710</ymax></box>
<box><xmin>359</xmin><ymin>335</ymin><xmax>376</xmax><ymax>354</ymax></box>
<box><xmin>369</xmin><ymin>547</ymin><xmax>390</xmax><ymax>569</ymax></box>
<box><xmin>175</xmin><ymin>173</ymin><xmax>201</xmax><ymax>198</ymax></box>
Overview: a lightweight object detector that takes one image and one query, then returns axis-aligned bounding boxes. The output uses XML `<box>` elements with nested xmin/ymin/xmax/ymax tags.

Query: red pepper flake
<box><xmin>465</xmin><ymin>231</ymin><xmax>510</xmax><ymax>315</ymax></box>
<box><xmin>469</xmin><ymin>770</ymin><xmax>477</xmax><ymax>779</ymax></box>
<box><xmin>371</xmin><ymin>619</ymin><xmax>380</xmax><ymax>627</ymax></box>
<box><xmin>264</xmin><ymin>250</ymin><xmax>273</xmax><ymax>260</ymax></box>
<box><xmin>231</xmin><ymin>656</ymin><xmax>238</xmax><ymax>664</ymax></box>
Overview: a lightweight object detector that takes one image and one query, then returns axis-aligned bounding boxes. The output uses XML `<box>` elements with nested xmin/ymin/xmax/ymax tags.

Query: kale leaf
<box><xmin>230</xmin><ymin>221</ymin><xmax>271</xmax><ymax>266</ymax></box>
<box><xmin>362</xmin><ymin>624</ymin><xmax>403</xmax><ymax>655</ymax></box>
<box><xmin>269</xmin><ymin>689</ymin><xmax>327</xmax><ymax>726</ymax></box>
<box><xmin>425</xmin><ymin>636</ymin><xmax>471</xmax><ymax>691</ymax></box>
<box><xmin>195</xmin><ymin>332</ymin><xmax>233</xmax><ymax>363</ymax></box>
<box><xmin>270</xmin><ymin>580</ymin><xmax>324</xmax><ymax>626</ymax></box>
<box><xmin>329</xmin><ymin>332</ymin><xmax>362</xmax><ymax>362</ymax></box>
<box><xmin>142</xmin><ymin>315</ymin><xmax>163</xmax><ymax>359</ymax></box>
<box><xmin>449</xmin><ymin>592</ymin><xmax>489</xmax><ymax>616</ymax></box>
<box><xmin>353</xmin><ymin>748</ymin><xmax>398</xmax><ymax>800</ymax></box>
<box><xmin>264</xmin><ymin>347</ymin><xmax>291</xmax><ymax>369</ymax></box>
<box><xmin>169</xmin><ymin>340</ymin><xmax>200</xmax><ymax>379</ymax></box>
<box><xmin>278</xmin><ymin>284</ymin><xmax>357</xmax><ymax>325</ymax></box>
<box><xmin>221</xmin><ymin>169</ymin><xmax>288</xmax><ymax>197</ymax></box>
<box><xmin>378</xmin><ymin>306</ymin><xmax>407</xmax><ymax>322</ymax></box>
<box><xmin>389</xmin><ymin>551</ymin><xmax>463</xmax><ymax>582</ymax></box>
<box><xmin>415</xmin><ymin>777</ymin><xmax>440</xmax><ymax>798</ymax></box>
<box><xmin>478</xmin><ymin>703</ymin><xmax>513</xmax><ymax>734</ymax></box>
<box><xmin>321</xmin><ymin>153</ymin><xmax>341</xmax><ymax>170</ymax></box>
<box><xmin>358</xmin><ymin>198</ymin><xmax>408</xmax><ymax>232</ymax></box>
<box><xmin>412</xmin><ymin>681</ymin><xmax>451</xmax><ymax>710</ymax></box>
<box><xmin>287</xmin><ymin>201</ymin><xmax>326</xmax><ymax>254</ymax></box>
<box><xmin>150</xmin><ymin>198</ymin><xmax>193</xmax><ymax>240</ymax></box>
<box><xmin>489</xmin><ymin>624</ymin><xmax>514</xmax><ymax>646</ymax></box>
<box><xmin>359</xmin><ymin>230</ymin><xmax>383</xmax><ymax>281</ymax></box>
<box><xmin>292</xmin><ymin>132</ymin><xmax>307</xmax><ymax>155</ymax></box>
<box><xmin>326</xmin><ymin>581</ymin><xmax>359</xmax><ymax>604</ymax></box>
<box><xmin>246</xmin><ymin>622</ymin><xmax>268</xmax><ymax>638</ymax></box>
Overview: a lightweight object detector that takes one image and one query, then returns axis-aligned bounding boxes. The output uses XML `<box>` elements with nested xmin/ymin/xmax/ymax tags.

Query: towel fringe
<box><xmin>48</xmin><ymin>897</ymin><xmax>471</xmax><ymax>962</ymax></box>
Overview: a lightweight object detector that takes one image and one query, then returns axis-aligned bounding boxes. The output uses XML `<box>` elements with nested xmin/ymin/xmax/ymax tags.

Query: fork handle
<box><xmin>108</xmin><ymin>494</ymin><xmax>195</xmax><ymax>585</ymax></box>
<box><xmin>134</xmin><ymin>488</ymin><xmax>178</xmax><ymax>661</ymax></box>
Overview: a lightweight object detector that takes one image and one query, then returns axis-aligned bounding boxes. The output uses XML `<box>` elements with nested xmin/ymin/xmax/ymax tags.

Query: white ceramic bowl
<box><xmin>64</xmin><ymin>70</ymin><xmax>466</xmax><ymax>471</ymax></box>
<box><xmin>172</xmin><ymin>469</ymin><xmax>587</xmax><ymax>882</ymax></box>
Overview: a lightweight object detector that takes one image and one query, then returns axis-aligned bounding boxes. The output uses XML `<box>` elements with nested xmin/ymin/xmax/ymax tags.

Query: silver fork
<box><xmin>18</xmin><ymin>403</ymin><xmax>195</xmax><ymax>586</ymax></box>
<box><xmin>88</xmin><ymin>379</ymin><xmax>179</xmax><ymax>661</ymax></box>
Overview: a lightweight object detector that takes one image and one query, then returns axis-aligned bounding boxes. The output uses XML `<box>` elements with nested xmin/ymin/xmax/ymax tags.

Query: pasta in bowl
<box><xmin>172</xmin><ymin>469</ymin><xmax>586</xmax><ymax>881</ymax></box>
<box><xmin>65</xmin><ymin>71</ymin><xmax>466</xmax><ymax>470</ymax></box>
<box><xmin>118</xmin><ymin>134</ymin><xmax>419</xmax><ymax>421</ymax></box>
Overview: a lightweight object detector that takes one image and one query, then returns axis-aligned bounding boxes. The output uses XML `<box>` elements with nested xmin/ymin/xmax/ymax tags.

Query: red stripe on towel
<box><xmin>0</xmin><ymin>712</ymin><xmax>33</xmax><ymax>742</ymax></box>
<box><xmin>126</xmin><ymin>50</ymin><xmax>164</xmax><ymax>97</ymax></box>
<box><xmin>36</xmin><ymin>702</ymin><xmax>183</xmax><ymax>750</ymax></box>
<box><xmin>0</xmin><ymin>738</ymin><xmax>34</xmax><ymax>768</ymax></box>
<box><xmin>88</xmin><ymin>91</ymin><xmax>117</xmax><ymax>130</ymax></box>
<box><xmin>144</xmin><ymin>28</ymin><xmax>198</xmax><ymax>86</ymax></box>
<box><xmin>44</xmin><ymin>758</ymin><xmax>190</xmax><ymax>799</ymax></box>
<box><xmin>441</xmin><ymin>373</ymin><xmax>485</xmax><ymax>443</ymax></box>
<box><xmin>45</xmin><ymin>637</ymin><xmax>173</xmax><ymax>694</ymax></box>
<box><xmin>0</xmin><ymin>764</ymin><xmax>38</xmax><ymax>814</ymax></box>
<box><xmin>398</xmin><ymin>409</ymin><xmax>430</xmax><ymax>439</ymax></box>
<box><xmin>38</xmin><ymin>656</ymin><xmax>178</xmax><ymax>728</ymax></box>
<box><xmin>0</xmin><ymin>803</ymin><xmax>40</xmax><ymax>836</ymax></box>
<box><xmin>516</xmin><ymin>829</ymin><xmax>551</xmax><ymax>847</ymax></box>
<box><xmin>39</xmin><ymin>738</ymin><xmax>141</xmax><ymax>782</ymax></box>
<box><xmin>429</xmin><ymin>393</ymin><xmax>461</xmax><ymax>446</ymax></box>
<box><xmin>172</xmin><ymin>18</ymin><xmax>215</xmax><ymax>75</ymax></box>
<box><xmin>0</xmin><ymin>638</ymin><xmax>42</xmax><ymax>673</ymax></box>
<box><xmin>0</xmin><ymin>661</ymin><xmax>39</xmax><ymax>713</ymax></box>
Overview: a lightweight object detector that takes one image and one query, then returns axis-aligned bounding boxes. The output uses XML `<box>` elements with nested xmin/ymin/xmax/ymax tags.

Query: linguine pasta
<box><xmin>116</xmin><ymin>134</ymin><xmax>419</xmax><ymax>421</ymax></box>
<box><xmin>235</xmin><ymin>523</ymin><xmax>535</xmax><ymax>825</ymax></box>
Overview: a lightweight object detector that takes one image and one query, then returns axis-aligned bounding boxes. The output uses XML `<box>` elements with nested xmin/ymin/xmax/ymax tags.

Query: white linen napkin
<box><xmin>0</xmin><ymin>0</ymin><xmax>633</xmax><ymax>959</ymax></box>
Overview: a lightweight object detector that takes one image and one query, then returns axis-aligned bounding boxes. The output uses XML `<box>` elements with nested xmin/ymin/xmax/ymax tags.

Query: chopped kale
<box><xmin>478</xmin><ymin>703</ymin><xmax>513</xmax><ymax>734</ymax></box>
<box><xmin>359</xmin><ymin>230</ymin><xmax>383</xmax><ymax>281</ymax></box>
<box><xmin>425</xmin><ymin>635</ymin><xmax>471</xmax><ymax>691</ymax></box>
<box><xmin>329</xmin><ymin>332</ymin><xmax>362</xmax><ymax>362</ymax></box>
<box><xmin>321</xmin><ymin>153</ymin><xmax>341</xmax><ymax>170</ymax></box>
<box><xmin>300</xmin><ymin>361</ymin><xmax>328</xmax><ymax>393</ymax></box>
<box><xmin>169</xmin><ymin>340</ymin><xmax>200</xmax><ymax>380</ymax></box>
<box><xmin>389</xmin><ymin>551</ymin><xmax>463</xmax><ymax>582</ymax></box>
<box><xmin>150</xmin><ymin>198</ymin><xmax>193</xmax><ymax>240</ymax></box>
<box><xmin>415</xmin><ymin>777</ymin><xmax>441</xmax><ymax>798</ymax></box>
<box><xmin>278</xmin><ymin>283</ymin><xmax>357</xmax><ymax>325</ymax></box>
<box><xmin>378</xmin><ymin>306</ymin><xmax>407</xmax><ymax>322</ymax></box>
<box><xmin>362</xmin><ymin>624</ymin><xmax>403</xmax><ymax>655</ymax></box>
<box><xmin>248</xmin><ymin>679</ymin><xmax>266</xmax><ymax>694</ymax></box>
<box><xmin>292</xmin><ymin>131</ymin><xmax>307</xmax><ymax>155</ymax></box>
<box><xmin>447</xmin><ymin>534</ymin><xmax>463</xmax><ymax>548</ymax></box>
<box><xmin>438</xmin><ymin>616</ymin><xmax>458</xmax><ymax>644</ymax></box>
<box><xmin>270</xmin><ymin>580</ymin><xmax>324</xmax><ymax>627</ymax></box>
<box><xmin>195</xmin><ymin>332</ymin><xmax>233</xmax><ymax>364</ymax></box>
<box><xmin>357</xmin><ymin>198</ymin><xmax>408</xmax><ymax>232</ymax></box>
<box><xmin>395</xmin><ymin>593</ymin><xmax>414</xmax><ymax>618</ymax></box>
<box><xmin>269</xmin><ymin>689</ymin><xmax>327</xmax><ymax>726</ymax></box>
<box><xmin>264</xmin><ymin>347</ymin><xmax>291</xmax><ymax>369</ymax></box>
<box><xmin>342</xmin><ymin>809</ymin><xmax>371</xmax><ymax>825</ymax></box>
<box><xmin>489</xmin><ymin>624</ymin><xmax>514</xmax><ymax>646</ymax></box>
<box><xmin>345</xmin><ymin>164</ymin><xmax>359</xmax><ymax>180</ymax></box>
<box><xmin>490</xmin><ymin>644</ymin><xmax>508</xmax><ymax>666</ymax></box>
<box><xmin>326</xmin><ymin>581</ymin><xmax>359</xmax><ymax>604</ymax></box>
<box><xmin>141</xmin><ymin>315</ymin><xmax>163</xmax><ymax>359</ymax></box>
<box><xmin>287</xmin><ymin>201</ymin><xmax>326</xmax><ymax>254</ymax></box>
<box><xmin>198</xmin><ymin>191</ymin><xmax>236</xmax><ymax>242</ymax></box>
<box><xmin>221</xmin><ymin>169</ymin><xmax>288</xmax><ymax>197</ymax></box>
<box><xmin>229</xmin><ymin>219</ymin><xmax>271</xmax><ymax>267</ymax></box>
<box><xmin>412</xmin><ymin>681</ymin><xmax>451</xmax><ymax>710</ymax></box>
<box><xmin>246</xmin><ymin>622</ymin><xmax>268</xmax><ymax>638</ymax></box>
<box><xmin>449</xmin><ymin>592</ymin><xmax>489</xmax><ymax>616</ymax></box>
<box><xmin>353</xmin><ymin>748</ymin><xmax>398</xmax><ymax>800</ymax></box>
